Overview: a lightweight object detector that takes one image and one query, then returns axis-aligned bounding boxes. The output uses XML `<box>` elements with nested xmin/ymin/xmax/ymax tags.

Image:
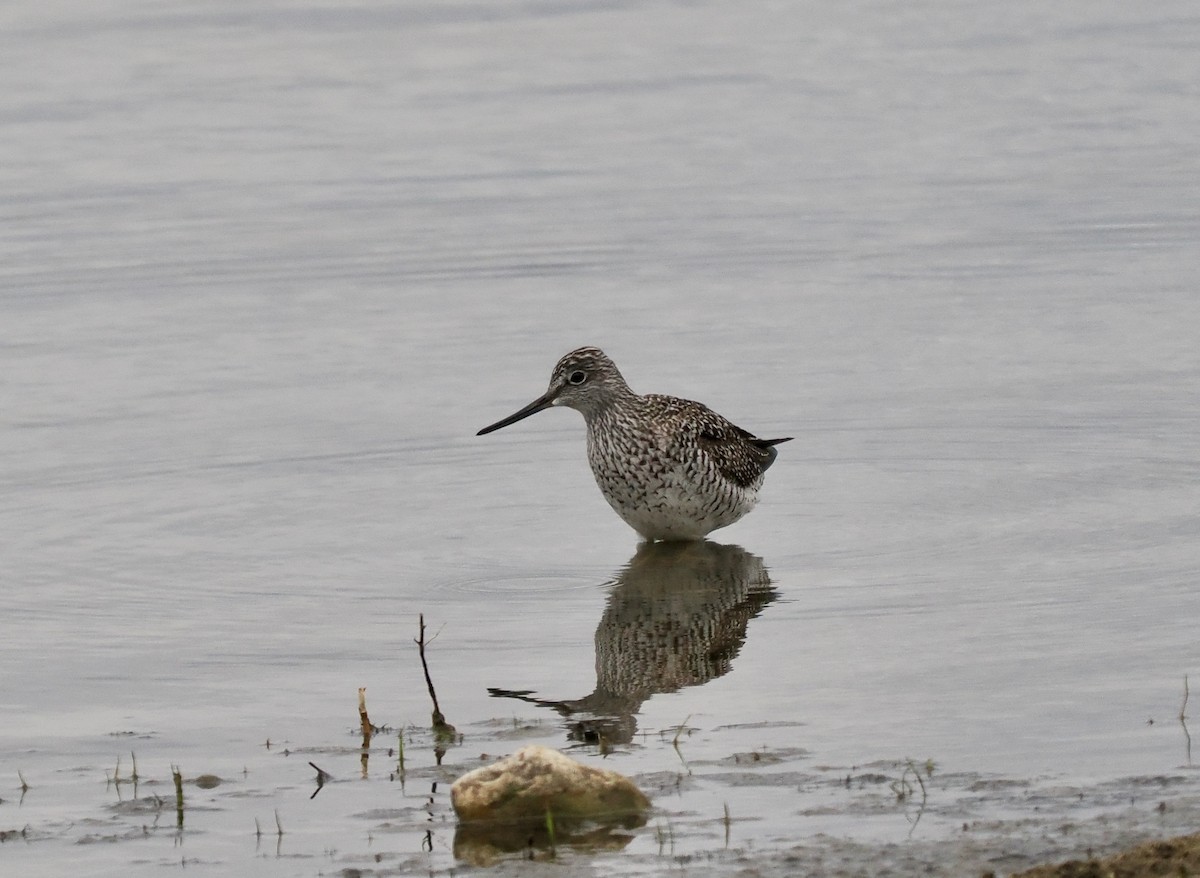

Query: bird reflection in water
<box><xmin>489</xmin><ymin>540</ymin><xmax>778</xmax><ymax>746</ymax></box>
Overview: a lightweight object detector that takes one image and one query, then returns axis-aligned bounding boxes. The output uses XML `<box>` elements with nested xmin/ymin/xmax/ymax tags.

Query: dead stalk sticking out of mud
<box><xmin>171</xmin><ymin>765</ymin><xmax>184</xmax><ymax>828</ymax></box>
<box><xmin>545</xmin><ymin>806</ymin><xmax>557</xmax><ymax>857</ymax></box>
<box><xmin>669</xmin><ymin>715</ymin><xmax>693</xmax><ymax>774</ymax></box>
<box><xmin>1181</xmin><ymin>675</ymin><xmax>1192</xmax><ymax>766</ymax></box>
<box><xmin>358</xmin><ymin>688</ymin><xmax>373</xmax><ymax>778</ymax></box>
<box><xmin>670</xmin><ymin>715</ymin><xmax>693</xmax><ymax>747</ymax></box>
<box><xmin>416</xmin><ymin>613</ymin><xmax>455</xmax><ymax>739</ymax></box>
<box><xmin>358</xmin><ymin>687</ymin><xmax>373</xmax><ymax>738</ymax></box>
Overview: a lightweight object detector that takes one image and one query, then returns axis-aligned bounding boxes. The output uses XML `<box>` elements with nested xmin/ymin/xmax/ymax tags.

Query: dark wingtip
<box><xmin>759</xmin><ymin>437</ymin><xmax>793</xmax><ymax>447</ymax></box>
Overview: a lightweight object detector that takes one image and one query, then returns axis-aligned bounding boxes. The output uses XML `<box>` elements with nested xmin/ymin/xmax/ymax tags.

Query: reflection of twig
<box><xmin>309</xmin><ymin>762</ymin><xmax>330</xmax><ymax>799</ymax></box>
<box><xmin>655</xmin><ymin>821</ymin><xmax>676</xmax><ymax>857</ymax></box>
<box><xmin>1181</xmin><ymin>675</ymin><xmax>1192</xmax><ymax>767</ymax></box>
<box><xmin>890</xmin><ymin>759</ymin><xmax>929</xmax><ymax>836</ymax></box>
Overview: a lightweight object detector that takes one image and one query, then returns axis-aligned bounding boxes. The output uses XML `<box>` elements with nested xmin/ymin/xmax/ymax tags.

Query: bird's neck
<box><xmin>580</xmin><ymin>388</ymin><xmax>644</xmax><ymax>427</ymax></box>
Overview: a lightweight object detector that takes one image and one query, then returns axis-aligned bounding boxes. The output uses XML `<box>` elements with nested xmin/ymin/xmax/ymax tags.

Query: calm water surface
<box><xmin>2</xmin><ymin>1</ymin><xmax>1198</xmax><ymax>874</ymax></box>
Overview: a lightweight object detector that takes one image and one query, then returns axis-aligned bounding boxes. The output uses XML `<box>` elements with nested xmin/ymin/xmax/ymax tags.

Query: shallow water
<box><xmin>2</xmin><ymin>1</ymin><xmax>1199</xmax><ymax>875</ymax></box>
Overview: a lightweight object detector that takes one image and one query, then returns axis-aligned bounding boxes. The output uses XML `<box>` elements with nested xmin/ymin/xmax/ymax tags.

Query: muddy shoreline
<box><xmin>469</xmin><ymin>767</ymin><xmax>1200</xmax><ymax>878</ymax></box>
<box><xmin>4</xmin><ymin>719</ymin><xmax>1197</xmax><ymax>877</ymax></box>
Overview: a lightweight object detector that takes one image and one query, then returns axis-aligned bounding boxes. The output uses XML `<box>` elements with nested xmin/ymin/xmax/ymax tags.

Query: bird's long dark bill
<box><xmin>476</xmin><ymin>391</ymin><xmax>558</xmax><ymax>435</ymax></box>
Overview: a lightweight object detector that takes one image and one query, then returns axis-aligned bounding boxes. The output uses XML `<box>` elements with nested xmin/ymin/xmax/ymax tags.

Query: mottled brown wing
<box><xmin>645</xmin><ymin>395</ymin><xmax>791</xmax><ymax>489</ymax></box>
<box><xmin>699</xmin><ymin>423</ymin><xmax>790</xmax><ymax>488</ymax></box>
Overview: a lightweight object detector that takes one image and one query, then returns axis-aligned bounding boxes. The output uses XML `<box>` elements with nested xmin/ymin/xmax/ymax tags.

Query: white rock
<box><xmin>451</xmin><ymin>744</ymin><xmax>650</xmax><ymax>823</ymax></box>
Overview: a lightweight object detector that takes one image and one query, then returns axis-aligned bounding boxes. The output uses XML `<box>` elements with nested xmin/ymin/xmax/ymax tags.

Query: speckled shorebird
<box><xmin>477</xmin><ymin>347</ymin><xmax>792</xmax><ymax>541</ymax></box>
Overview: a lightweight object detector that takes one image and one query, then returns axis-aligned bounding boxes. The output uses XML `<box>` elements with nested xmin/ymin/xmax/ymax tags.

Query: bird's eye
<box><xmin>568</xmin><ymin>370</ymin><xmax>587</xmax><ymax>385</ymax></box>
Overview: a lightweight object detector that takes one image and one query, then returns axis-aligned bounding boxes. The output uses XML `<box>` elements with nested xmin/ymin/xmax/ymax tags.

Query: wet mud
<box><xmin>4</xmin><ymin>719</ymin><xmax>1197</xmax><ymax>878</ymax></box>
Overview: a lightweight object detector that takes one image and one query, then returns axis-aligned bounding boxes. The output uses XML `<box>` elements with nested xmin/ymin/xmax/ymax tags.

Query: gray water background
<box><xmin>2</xmin><ymin>1</ymin><xmax>1198</xmax><ymax>874</ymax></box>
